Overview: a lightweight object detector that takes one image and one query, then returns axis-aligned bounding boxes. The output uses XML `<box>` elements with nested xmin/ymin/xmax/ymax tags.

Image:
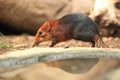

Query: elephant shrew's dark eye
<box><xmin>39</xmin><ymin>31</ymin><xmax>43</xmax><ymax>35</ymax></box>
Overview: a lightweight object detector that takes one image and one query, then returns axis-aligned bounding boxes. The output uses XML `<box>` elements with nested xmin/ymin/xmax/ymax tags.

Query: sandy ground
<box><xmin>0</xmin><ymin>34</ymin><xmax>120</xmax><ymax>53</ymax></box>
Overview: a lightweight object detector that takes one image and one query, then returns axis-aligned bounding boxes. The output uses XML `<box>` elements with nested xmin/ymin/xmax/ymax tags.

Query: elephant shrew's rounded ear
<box><xmin>44</xmin><ymin>21</ymin><xmax>50</xmax><ymax>31</ymax></box>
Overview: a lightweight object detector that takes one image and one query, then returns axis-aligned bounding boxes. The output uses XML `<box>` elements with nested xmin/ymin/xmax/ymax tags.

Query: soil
<box><xmin>0</xmin><ymin>34</ymin><xmax>120</xmax><ymax>54</ymax></box>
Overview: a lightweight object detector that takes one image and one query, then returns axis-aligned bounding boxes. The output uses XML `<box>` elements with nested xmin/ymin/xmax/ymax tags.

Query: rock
<box><xmin>0</xmin><ymin>0</ymin><xmax>70</xmax><ymax>33</ymax></box>
<box><xmin>0</xmin><ymin>0</ymin><xmax>93</xmax><ymax>34</ymax></box>
<box><xmin>90</xmin><ymin>0</ymin><xmax>120</xmax><ymax>36</ymax></box>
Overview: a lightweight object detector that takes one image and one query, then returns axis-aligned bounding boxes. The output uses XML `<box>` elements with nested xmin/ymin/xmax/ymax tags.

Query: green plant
<box><xmin>0</xmin><ymin>32</ymin><xmax>4</xmax><ymax>36</ymax></box>
<box><xmin>0</xmin><ymin>42</ymin><xmax>12</xmax><ymax>48</ymax></box>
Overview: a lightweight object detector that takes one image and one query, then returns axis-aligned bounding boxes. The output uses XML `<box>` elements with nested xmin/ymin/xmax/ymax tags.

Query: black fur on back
<box><xmin>58</xmin><ymin>13</ymin><xmax>100</xmax><ymax>41</ymax></box>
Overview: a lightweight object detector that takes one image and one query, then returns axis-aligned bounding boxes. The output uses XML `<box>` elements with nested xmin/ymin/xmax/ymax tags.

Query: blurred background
<box><xmin>0</xmin><ymin>0</ymin><xmax>120</xmax><ymax>80</ymax></box>
<box><xmin>0</xmin><ymin>0</ymin><xmax>119</xmax><ymax>36</ymax></box>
